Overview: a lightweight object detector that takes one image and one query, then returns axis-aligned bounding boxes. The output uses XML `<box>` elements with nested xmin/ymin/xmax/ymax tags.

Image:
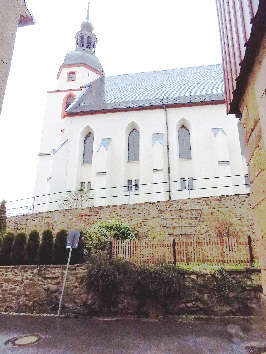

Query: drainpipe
<box><xmin>163</xmin><ymin>105</ymin><xmax>171</xmax><ymax>200</ymax></box>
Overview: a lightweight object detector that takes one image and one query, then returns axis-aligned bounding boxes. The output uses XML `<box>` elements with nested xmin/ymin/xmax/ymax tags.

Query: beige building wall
<box><xmin>240</xmin><ymin>34</ymin><xmax>266</xmax><ymax>295</ymax></box>
<box><xmin>0</xmin><ymin>0</ymin><xmax>34</xmax><ymax>114</ymax></box>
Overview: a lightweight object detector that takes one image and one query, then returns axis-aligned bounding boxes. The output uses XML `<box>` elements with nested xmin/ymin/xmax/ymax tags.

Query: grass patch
<box><xmin>175</xmin><ymin>262</ymin><xmax>260</xmax><ymax>273</ymax></box>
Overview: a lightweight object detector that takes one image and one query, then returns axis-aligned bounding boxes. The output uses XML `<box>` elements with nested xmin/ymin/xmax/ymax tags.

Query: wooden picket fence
<box><xmin>112</xmin><ymin>235</ymin><xmax>259</xmax><ymax>266</ymax></box>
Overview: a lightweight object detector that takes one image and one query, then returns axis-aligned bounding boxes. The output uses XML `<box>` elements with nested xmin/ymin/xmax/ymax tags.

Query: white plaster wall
<box><xmin>94</xmin><ymin>144</ymin><xmax>111</xmax><ymax>207</ymax></box>
<box><xmin>167</xmin><ymin>104</ymin><xmax>248</xmax><ymax>199</ymax></box>
<box><xmin>57</xmin><ymin>66</ymin><xmax>101</xmax><ymax>91</ymax></box>
<box><xmin>152</xmin><ymin>138</ymin><xmax>169</xmax><ymax>202</ymax></box>
<box><xmin>34</xmin><ymin>155</ymin><xmax>51</xmax><ymax>212</ymax></box>
<box><xmin>60</xmin><ymin>108</ymin><xmax>168</xmax><ymax>207</ymax></box>
<box><xmin>34</xmin><ymin>101</ymin><xmax>249</xmax><ymax>211</ymax></box>
<box><xmin>38</xmin><ymin>92</ymin><xmax>67</xmax><ymax>153</ymax></box>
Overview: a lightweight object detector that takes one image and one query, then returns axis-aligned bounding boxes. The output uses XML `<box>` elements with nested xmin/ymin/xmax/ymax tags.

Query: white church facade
<box><xmin>34</xmin><ymin>10</ymin><xmax>249</xmax><ymax>212</ymax></box>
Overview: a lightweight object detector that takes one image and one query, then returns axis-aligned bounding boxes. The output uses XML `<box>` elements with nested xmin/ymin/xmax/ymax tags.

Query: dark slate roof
<box><xmin>67</xmin><ymin>64</ymin><xmax>225</xmax><ymax>114</ymax></box>
<box><xmin>64</xmin><ymin>50</ymin><xmax>104</xmax><ymax>74</ymax></box>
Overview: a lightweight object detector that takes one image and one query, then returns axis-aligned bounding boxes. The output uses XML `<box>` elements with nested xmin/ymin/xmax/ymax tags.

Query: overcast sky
<box><xmin>0</xmin><ymin>0</ymin><xmax>222</xmax><ymax>203</ymax></box>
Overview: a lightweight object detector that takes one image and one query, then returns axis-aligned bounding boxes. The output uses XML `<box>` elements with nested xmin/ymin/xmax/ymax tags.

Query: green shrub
<box><xmin>85</xmin><ymin>253</ymin><xmax>136</xmax><ymax>309</ymax></box>
<box><xmin>54</xmin><ymin>229</ymin><xmax>68</xmax><ymax>264</ymax></box>
<box><xmin>211</xmin><ymin>268</ymin><xmax>247</xmax><ymax>304</ymax></box>
<box><xmin>0</xmin><ymin>232</ymin><xmax>15</xmax><ymax>265</ymax></box>
<box><xmin>70</xmin><ymin>232</ymin><xmax>86</xmax><ymax>264</ymax></box>
<box><xmin>11</xmin><ymin>232</ymin><xmax>27</xmax><ymax>265</ymax></box>
<box><xmin>96</xmin><ymin>220</ymin><xmax>138</xmax><ymax>241</ymax></box>
<box><xmin>83</xmin><ymin>220</ymin><xmax>138</xmax><ymax>257</ymax></box>
<box><xmin>39</xmin><ymin>230</ymin><xmax>54</xmax><ymax>265</ymax></box>
<box><xmin>85</xmin><ymin>255</ymin><xmax>186</xmax><ymax>311</ymax></box>
<box><xmin>135</xmin><ymin>264</ymin><xmax>185</xmax><ymax>300</ymax></box>
<box><xmin>39</xmin><ymin>230</ymin><xmax>54</xmax><ymax>264</ymax></box>
<box><xmin>25</xmin><ymin>230</ymin><xmax>40</xmax><ymax>264</ymax></box>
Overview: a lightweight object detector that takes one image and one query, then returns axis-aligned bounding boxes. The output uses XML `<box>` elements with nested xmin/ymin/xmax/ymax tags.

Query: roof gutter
<box><xmin>66</xmin><ymin>100</ymin><xmax>225</xmax><ymax>117</ymax></box>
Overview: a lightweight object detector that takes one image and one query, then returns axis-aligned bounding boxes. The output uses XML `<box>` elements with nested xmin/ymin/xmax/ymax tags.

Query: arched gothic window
<box><xmin>65</xmin><ymin>95</ymin><xmax>75</xmax><ymax>110</ymax></box>
<box><xmin>128</xmin><ymin>129</ymin><xmax>139</xmax><ymax>161</ymax></box>
<box><xmin>178</xmin><ymin>125</ymin><xmax>191</xmax><ymax>158</ymax></box>
<box><xmin>83</xmin><ymin>133</ymin><xmax>94</xmax><ymax>164</ymax></box>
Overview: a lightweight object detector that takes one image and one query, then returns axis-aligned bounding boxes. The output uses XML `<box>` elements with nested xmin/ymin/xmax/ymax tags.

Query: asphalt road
<box><xmin>0</xmin><ymin>314</ymin><xmax>265</xmax><ymax>353</ymax></box>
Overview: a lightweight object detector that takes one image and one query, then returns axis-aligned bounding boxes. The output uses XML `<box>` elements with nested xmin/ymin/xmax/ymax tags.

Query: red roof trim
<box><xmin>47</xmin><ymin>88</ymin><xmax>82</xmax><ymax>94</ymax></box>
<box><xmin>57</xmin><ymin>64</ymin><xmax>104</xmax><ymax>80</ymax></box>
<box><xmin>38</xmin><ymin>153</ymin><xmax>51</xmax><ymax>157</ymax></box>
<box><xmin>18</xmin><ymin>15</ymin><xmax>34</xmax><ymax>27</ymax></box>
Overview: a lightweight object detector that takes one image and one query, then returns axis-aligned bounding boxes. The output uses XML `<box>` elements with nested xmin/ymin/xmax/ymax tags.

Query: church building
<box><xmin>34</xmin><ymin>8</ymin><xmax>249</xmax><ymax>212</ymax></box>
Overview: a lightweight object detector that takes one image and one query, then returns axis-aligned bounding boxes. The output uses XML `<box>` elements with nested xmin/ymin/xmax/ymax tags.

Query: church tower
<box><xmin>34</xmin><ymin>3</ymin><xmax>103</xmax><ymax>210</ymax></box>
<box><xmin>57</xmin><ymin>2</ymin><xmax>104</xmax><ymax>95</ymax></box>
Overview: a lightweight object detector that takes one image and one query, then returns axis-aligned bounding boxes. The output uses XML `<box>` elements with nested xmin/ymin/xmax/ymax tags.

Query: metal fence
<box><xmin>5</xmin><ymin>173</ymin><xmax>250</xmax><ymax>216</ymax></box>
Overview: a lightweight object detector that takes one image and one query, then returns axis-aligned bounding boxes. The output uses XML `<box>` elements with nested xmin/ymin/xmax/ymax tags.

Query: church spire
<box><xmin>86</xmin><ymin>2</ymin><xmax>90</xmax><ymax>21</ymax></box>
<box><xmin>75</xmin><ymin>2</ymin><xmax>97</xmax><ymax>54</ymax></box>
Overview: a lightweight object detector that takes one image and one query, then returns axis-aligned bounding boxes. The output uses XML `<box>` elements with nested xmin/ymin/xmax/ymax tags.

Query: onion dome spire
<box><xmin>75</xmin><ymin>2</ymin><xmax>97</xmax><ymax>54</ymax></box>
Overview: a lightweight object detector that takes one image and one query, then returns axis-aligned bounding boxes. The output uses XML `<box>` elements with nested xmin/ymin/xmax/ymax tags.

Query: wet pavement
<box><xmin>0</xmin><ymin>314</ymin><xmax>265</xmax><ymax>353</ymax></box>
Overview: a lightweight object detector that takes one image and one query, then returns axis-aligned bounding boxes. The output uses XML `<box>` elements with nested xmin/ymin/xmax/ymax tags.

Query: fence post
<box><xmin>247</xmin><ymin>235</ymin><xmax>254</xmax><ymax>267</ymax></box>
<box><xmin>108</xmin><ymin>240</ymin><xmax>113</xmax><ymax>259</ymax></box>
<box><xmin>173</xmin><ymin>239</ymin><xmax>177</xmax><ymax>265</ymax></box>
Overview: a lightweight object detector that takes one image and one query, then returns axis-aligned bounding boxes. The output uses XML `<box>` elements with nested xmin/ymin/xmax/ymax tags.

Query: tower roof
<box><xmin>62</xmin><ymin>2</ymin><xmax>104</xmax><ymax>75</ymax></box>
<box><xmin>63</xmin><ymin>51</ymin><xmax>104</xmax><ymax>74</ymax></box>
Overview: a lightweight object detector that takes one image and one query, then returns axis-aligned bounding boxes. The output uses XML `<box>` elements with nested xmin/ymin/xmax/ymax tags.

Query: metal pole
<box><xmin>128</xmin><ymin>188</ymin><xmax>131</xmax><ymax>204</ymax></box>
<box><xmin>32</xmin><ymin>196</ymin><xmax>35</xmax><ymax>213</ymax></box>
<box><xmin>57</xmin><ymin>247</ymin><xmax>72</xmax><ymax>316</ymax></box>
<box><xmin>248</xmin><ymin>235</ymin><xmax>254</xmax><ymax>267</ymax></box>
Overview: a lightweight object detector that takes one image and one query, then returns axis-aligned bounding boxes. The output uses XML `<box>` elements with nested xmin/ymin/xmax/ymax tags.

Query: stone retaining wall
<box><xmin>0</xmin><ymin>264</ymin><xmax>262</xmax><ymax>317</ymax></box>
<box><xmin>7</xmin><ymin>195</ymin><xmax>254</xmax><ymax>239</ymax></box>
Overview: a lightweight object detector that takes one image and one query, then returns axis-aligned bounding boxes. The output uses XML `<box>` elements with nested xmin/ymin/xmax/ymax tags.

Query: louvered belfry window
<box><xmin>128</xmin><ymin>129</ymin><xmax>140</xmax><ymax>161</ymax></box>
<box><xmin>83</xmin><ymin>133</ymin><xmax>94</xmax><ymax>164</ymax></box>
<box><xmin>178</xmin><ymin>125</ymin><xmax>191</xmax><ymax>158</ymax></box>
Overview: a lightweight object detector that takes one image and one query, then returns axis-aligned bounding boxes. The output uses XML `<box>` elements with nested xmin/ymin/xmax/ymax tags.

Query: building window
<box><xmin>188</xmin><ymin>177</ymin><xmax>194</xmax><ymax>190</ymax></box>
<box><xmin>127</xmin><ymin>179</ymin><xmax>139</xmax><ymax>192</ymax></box>
<box><xmin>80</xmin><ymin>182</ymin><xmax>85</xmax><ymax>191</ymax></box>
<box><xmin>87</xmin><ymin>182</ymin><xmax>91</xmax><ymax>191</ymax></box>
<box><xmin>65</xmin><ymin>95</ymin><xmax>75</xmax><ymax>110</ymax></box>
<box><xmin>83</xmin><ymin>133</ymin><xmax>94</xmax><ymax>164</ymax></box>
<box><xmin>67</xmin><ymin>72</ymin><xmax>76</xmax><ymax>82</ymax></box>
<box><xmin>178</xmin><ymin>125</ymin><xmax>191</xmax><ymax>158</ymax></box>
<box><xmin>127</xmin><ymin>180</ymin><xmax>133</xmax><ymax>191</ymax></box>
<box><xmin>244</xmin><ymin>174</ymin><xmax>250</xmax><ymax>188</ymax></box>
<box><xmin>128</xmin><ymin>129</ymin><xmax>140</xmax><ymax>161</ymax></box>
<box><xmin>180</xmin><ymin>177</ymin><xmax>186</xmax><ymax>190</ymax></box>
<box><xmin>134</xmin><ymin>179</ymin><xmax>139</xmax><ymax>191</ymax></box>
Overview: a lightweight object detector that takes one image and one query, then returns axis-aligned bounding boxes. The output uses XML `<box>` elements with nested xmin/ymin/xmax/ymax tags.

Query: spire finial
<box><xmin>86</xmin><ymin>2</ymin><xmax>90</xmax><ymax>21</ymax></box>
